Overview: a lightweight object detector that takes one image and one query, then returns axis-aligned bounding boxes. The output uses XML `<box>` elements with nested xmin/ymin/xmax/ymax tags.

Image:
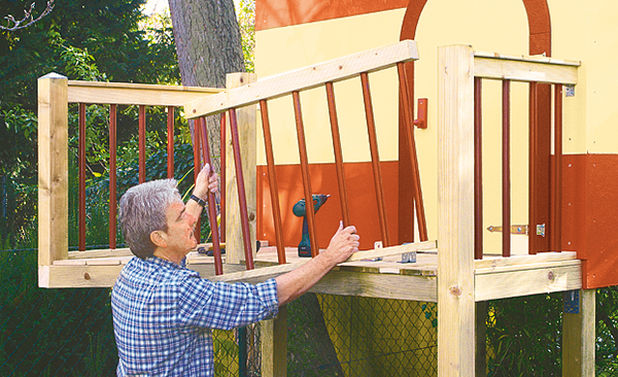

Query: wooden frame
<box><xmin>37</xmin><ymin>43</ymin><xmax>591</xmax><ymax>377</ymax></box>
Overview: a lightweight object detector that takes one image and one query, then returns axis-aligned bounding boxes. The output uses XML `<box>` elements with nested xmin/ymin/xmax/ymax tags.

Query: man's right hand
<box><xmin>323</xmin><ymin>221</ymin><xmax>360</xmax><ymax>264</ymax></box>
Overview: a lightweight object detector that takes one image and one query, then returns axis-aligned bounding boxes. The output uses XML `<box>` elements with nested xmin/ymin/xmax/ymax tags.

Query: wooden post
<box><xmin>38</xmin><ymin>73</ymin><xmax>69</xmax><ymax>268</ymax></box>
<box><xmin>562</xmin><ymin>289</ymin><xmax>596</xmax><ymax>377</ymax></box>
<box><xmin>437</xmin><ymin>45</ymin><xmax>476</xmax><ymax>377</ymax></box>
<box><xmin>475</xmin><ymin>301</ymin><xmax>488</xmax><ymax>377</ymax></box>
<box><xmin>225</xmin><ymin>73</ymin><xmax>257</xmax><ymax>265</ymax></box>
<box><xmin>261</xmin><ymin>306</ymin><xmax>287</xmax><ymax>377</ymax></box>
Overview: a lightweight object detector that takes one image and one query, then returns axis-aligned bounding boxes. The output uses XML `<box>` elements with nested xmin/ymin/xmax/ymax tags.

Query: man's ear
<box><xmin>150</xmin><ymin>230</ymin><xmax>167</xmax><ymax>248</ymax></box>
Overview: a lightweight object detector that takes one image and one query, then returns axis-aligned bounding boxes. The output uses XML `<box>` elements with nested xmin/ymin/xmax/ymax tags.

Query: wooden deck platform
<box><xmin>42</xmin><ymin>245</ymin><xmax>581</xmax><ymax>303</ymax></box>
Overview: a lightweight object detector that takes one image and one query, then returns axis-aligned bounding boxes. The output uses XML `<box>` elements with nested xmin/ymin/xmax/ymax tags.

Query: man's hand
<box><xmin>323</xmin><ymin>221</ymin><xmax>360</xmax><ymax>264</ymax></box>
<box><xmin>194</xmin><ymin>163</ymin><xmax>219</xmax><ymax>199</ymax></box>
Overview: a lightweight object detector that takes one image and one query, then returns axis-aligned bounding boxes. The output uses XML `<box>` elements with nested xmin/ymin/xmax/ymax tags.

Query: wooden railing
<box><xmin>185</xmin><ymin>40</ymin><xmax>424</xmax><ymax>271</ymax></box>
<box><xmin>37</xmin><ymin>75</ymin><xmax>222</xmax><ymax>270</ymax></box>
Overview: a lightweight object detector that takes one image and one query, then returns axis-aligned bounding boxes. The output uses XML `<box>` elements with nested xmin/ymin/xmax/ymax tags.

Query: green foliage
<box><xmin>237</xmin><ymin>0</ymin><xmax>255</xmax><ymax>73</ymax></box>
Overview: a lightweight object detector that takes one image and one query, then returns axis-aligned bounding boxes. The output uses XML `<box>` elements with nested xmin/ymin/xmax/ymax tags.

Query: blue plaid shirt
<box><xmin>111</xmin><ymin>256</ymin><xmax>279</xmax><ymax>376</ymax></box>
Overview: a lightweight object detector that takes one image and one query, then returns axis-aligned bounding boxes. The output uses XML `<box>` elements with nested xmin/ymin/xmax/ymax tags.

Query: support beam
<box><xmin>225</xmin><ymin>73</ymin><xmax>257</xmax><ymax>264</ymax></box>
<box><xmin>437</xmin><ymin>45</ymin><xmax>476</xmax><ymax>377</ymax></box>
<box><xmin>475</xmin><ymin>301</ymin><xmax>488</xmax><ymax>377</ymax></box>
<box><xmin>261</xmin><ymin>306</ymin><xmax>287</xmax><ymax>377</ymax></box>
<box><xmin>38</xmin><ymin>73</ymin><xmax>69</xmax><ymax>267</ymax></box>
<box><xmin>562</xmin><ymin>289</ymin><xmax>596</xmax><ymax>377</ymax></box>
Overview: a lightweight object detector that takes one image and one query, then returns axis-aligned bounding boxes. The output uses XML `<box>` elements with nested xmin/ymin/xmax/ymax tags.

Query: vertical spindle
<box><xmin>109</xmin><ymin>105</ymin><xmax>117</xmax><ymax>249</ymax></box>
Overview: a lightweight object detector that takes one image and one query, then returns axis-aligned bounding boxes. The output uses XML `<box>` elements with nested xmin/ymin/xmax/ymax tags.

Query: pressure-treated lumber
<box><xmin>473</xmin><ymin>56</ymin><xmax>578</xmax><ymax>84</ymax></box>
<box><xmin>185</xmin><ymin>40</ymin><xmax>419</xmax><ymax>118</ymax></box>
<box><xmin>67</xmin><ymin>80</ymin><xmax>221</xmax><ymax>106</ymax></box>
<box><xmin>261</xmin><ymin>306</ymin><xmax>287</xmax><ymax>377</ymax></box>
<box><xmin>225</xmin><ymin>73</ymin><xmax>257</xmax><ymax>265</ymax></box>
<box><xmin>212</xmin><ymin>241</ymin><xmax>437</xmax><ymax>282</ymax></box>
<box><xmin>474</xmin><ymin>263</ymin><xmax>582</xmax><ymax>301</ymax></box>
<box><xmin>437</xmin><ymin>45</ymin><xmax>476</xmax><ymax>377</ymax></box>
<box><xmin>562</xmin><ymin>289</ymin><xmax>596</xmax><ymax>377</ymax></box>
<box><xmin>38</xmin><ymin>73</ymin><xmax>69</xmax><ymax>267</ymax></box>
<box><xmin>66</xmin><ymin>243</ymin><xmax>222</xmax><ymax>260</ymax></box>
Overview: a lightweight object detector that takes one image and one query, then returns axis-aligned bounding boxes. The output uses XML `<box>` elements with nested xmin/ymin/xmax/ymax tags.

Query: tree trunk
<box><xmin>168</xmin><ymin>0</ymin><xmax>245</xmax><ymax>172</ymax></box>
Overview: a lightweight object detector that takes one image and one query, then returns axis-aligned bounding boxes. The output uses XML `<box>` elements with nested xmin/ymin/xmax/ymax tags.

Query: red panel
<box><xmin>562</xmin><ymin>154</ymin><xmax>618</xmax><ymax>289</ymax></box>
<box><xmin>257</xmin><ymin>162</ymin><xmax>399</xmax><ymax>250</ymax></box>
<box><xmin>256</xmin><ymin>0</ymin><xmax>408</xmax><ymax>31</ymax></box>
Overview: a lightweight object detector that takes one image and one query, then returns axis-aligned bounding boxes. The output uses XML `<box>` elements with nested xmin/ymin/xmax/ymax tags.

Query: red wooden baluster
<box><xmin>219</xmin><ymin>113</ymin><xmax>226</xmax><ymax>243</ymax></box>
<box><xmin>325</xmin><ymin>82</ymin><xmax>351</xmax><ymax>227</ymax></box>
<box><xmin>198</xmin><ymin>117</ymin><xmax>223</xmax><ymax>275</ymax></box>
<box><xmin>167</xmin><ymin>106</ymin><xmax>174</xmax><ymax>179</ymax></box>
<box><xmin>397</xmin><ymin>63</ymin><xmax>428</xmax><ymax>241</ymax></box>
<box><xmin>192</xmin><ymin>122</ymin><xmax>201</xmax><ymax>244</ymax></box>
<box><xmin>528</xmin><ymin>82</ymin><xmax>538</xmax><ymax>255</ymax></box>
<box><xmin>109</xmin><ymin>104</ymin><xmax>117</xmax><ymax>249</ymax></box>
<box><xmin>360</xmin><ymin>72</ymin><xmax>390</xmax><ymax>247</ymax></box>
<box><xmin>502</xmin><ymin>80</ymin><xmax>511</xmax><ymax>257</ymax></box>
<box><xmin>260</xmin><ymin>100</ymin><xmax>286</xmax><ymax>264</ymax></box>
<box><xmin>553</xmin><ymin>84</ymin><xmax>563</xmax><ymax>252</ymax></box>
<box><xmin>292</xmin><ymin>91</ymin><xmax>319</xmax><ymax>257</ymax></box>
<box><xmin>474</xmin><ymin>78</ymin><xmax>483</xmax><ymax>260</ymax></box>
<box><xmin>78</xmin><ymin>103</ymin><xmax>86</xmax><ymax>251</ymax></box>
<box><xmin>138</xmin><ymin>105</ymin><xmax>146</xmax><ymax>184</ymax></box>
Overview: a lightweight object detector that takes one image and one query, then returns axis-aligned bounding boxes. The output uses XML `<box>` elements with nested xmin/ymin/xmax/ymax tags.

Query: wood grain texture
<box><xmin>474</xmin><ymin>56</ymin><xmax>578</xmax><ymax>84</ymax></box>
<box><xmin>260</xmin><ymin>306</ymin><xmax>287</xmax><ymax>377</ymax></box>
<box><xmin>475</xmin><ymin>264</ymin><xmax>582</xmax><ymax>301</ymax></box>
<box><xmin>225</xmin><ymin>73</ymin><xmax>257</xmax><ymax>265</ymax></box>
<box><xmin>562</xmin><ymin>289</ymin><xmax>596</xmax><ymax>377</ymax></box>
<box><xmin>437</xmin><ymin>45</ymin><xmax>476</xmax><ymax>377</ymax></box>
<box><xmin>38</xmin><ymin>73</ymin><xmax>69</xmax><ymax>266</ymax></box>
<box><xmin>185</xmin><ymin>40</ymin><xmax>419</xmax><ymax>118</ymax></box>
<box><xmin>67</xmin><ymin>80</ymin><xmax>221</xmax><ymax>106</ymax></box>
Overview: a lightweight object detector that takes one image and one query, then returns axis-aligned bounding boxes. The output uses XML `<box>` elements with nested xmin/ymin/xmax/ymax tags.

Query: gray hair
<box><xmin>118</xmin><ymin>179</ymin><xmax>181</xmax><ymax>259</ymax></box>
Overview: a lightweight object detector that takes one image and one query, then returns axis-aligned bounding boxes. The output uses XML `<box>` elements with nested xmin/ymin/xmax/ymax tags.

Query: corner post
<box><xmin>261</xmin><ymin>306</ymin><xmax>287</xmax><ymax>377</ymax></box>
<box><xmin>225</xmin><ymin>72</ymin><xmax>257</xmax><ymax>265</ymax></box>
<box><xmin>38</xmin><ymin>73</ymin><xmax>69</xmax><ymax>272</ymax></box>
<box><xmin>562</xmin><ymin>289</ymin><xmax>596</xmax><ymax>377</ymax></box>
<box><xmin>437</xmin><ymin>45</ymin><xmax>476</xmax><ymax>377</ymax></box>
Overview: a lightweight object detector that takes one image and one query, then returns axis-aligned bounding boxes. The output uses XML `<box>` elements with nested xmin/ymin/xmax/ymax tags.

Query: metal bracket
<box><xmin>536</xmin><ymin>223</ymin><xmax>546</xmax><ymax>237</ymax></box>
<box><xmin>564</xmin><ymin>290</ymin><xmax>580</xmax><ymax>314</ymax></box>
<box><xmin>398</xmin><ymin>242</ymin><xmax>417</xmax><ymax>263</ymax></box>
<box><xmin>565</xmin><ymin>85</ymin><xmax>575</xmax><ymax>97</ymax></box>
<box><xmin>487</xmin><ymin>224</ymin><xmax>528</xmax><ymax>235</ymax></box>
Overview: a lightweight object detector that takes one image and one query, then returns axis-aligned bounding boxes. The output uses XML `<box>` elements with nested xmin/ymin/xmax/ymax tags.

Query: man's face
<box><xmin>161</xmin><ymin>200</ymin><xmax>199</xmax><ymax>254</ymax></box>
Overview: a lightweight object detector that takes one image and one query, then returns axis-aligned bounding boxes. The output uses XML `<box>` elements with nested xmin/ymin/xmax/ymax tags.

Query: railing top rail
<box><xmin>185</xmin><ymin>40</ymin><xmax>419</xmax><ymax>119</ymax></box>
<box><xmin>473</xmin><ymin>49</ymin><xmax>580</xmax><ymax>85</ymax></box>
<box><xmin>67</xmin><ymin>80</ymin><xmax>223</xmax><ymax>106</ymax></box>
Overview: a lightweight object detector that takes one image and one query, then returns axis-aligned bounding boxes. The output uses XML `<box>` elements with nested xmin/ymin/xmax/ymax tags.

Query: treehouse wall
<box><xmin>254</xmin><ymin>0</ymin><xmax>618</xmax><ymax>288</ymax></box>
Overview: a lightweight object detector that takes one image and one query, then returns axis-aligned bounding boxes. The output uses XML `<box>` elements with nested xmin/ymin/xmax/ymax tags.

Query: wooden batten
<box><xmin>185</xmin><ymin>40</ymin><xmax>419</xmax><ymax>118</ymax></box>
<box><xmin>38</xmin><ymin>73</ymin><xmax>69</xmax><ymax>267</ymax></box>
<box><xmin>473</xmin><ymin>56</ymin><xmax>578</xmax><ymax>84</ymax></box>
<box><xmin>437</xmin><ymin>45</ymin><xmax>476</xmax><ymax>376</ymax></box>
<box><xmin>225</xmin><ymin>73</ymin><xmax>258</xmax><ymax>265</ymax></box>
<box><xmin>68</xmin><ymin>80</ymin><xmax>222</xmax><ymax>106</ymax></box>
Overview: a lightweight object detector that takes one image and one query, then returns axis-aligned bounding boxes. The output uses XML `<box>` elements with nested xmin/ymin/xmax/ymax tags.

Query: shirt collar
<box><xmin>146</xmin><ymin>255</ymin><xmax>187</xmax><ymax>269</ymax></box>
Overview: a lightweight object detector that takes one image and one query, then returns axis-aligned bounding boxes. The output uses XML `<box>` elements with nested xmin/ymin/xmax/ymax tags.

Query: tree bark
<box><xmin>168</xmin><ymin>0</ymin><xmax>245</xmax><ymax>172</ymax></box>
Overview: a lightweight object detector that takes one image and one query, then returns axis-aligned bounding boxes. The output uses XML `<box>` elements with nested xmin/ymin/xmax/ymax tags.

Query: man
<box><xmin>111</xmin><ymin>164</ymin><xmax>360</xmax><ymax>376</ymax></box>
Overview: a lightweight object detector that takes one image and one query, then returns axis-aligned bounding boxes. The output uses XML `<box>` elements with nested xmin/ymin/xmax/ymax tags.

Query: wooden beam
<box><xmin>38</xmin><ymin>73</ymin><xmax>69</xmax><ymax>267</ymax></box>
<box><xmin>212</xmin><ymin>241</ymin><xmax>437</xmax><ymax>282</ymax></box>
<box><xmin>185</xmin><ymin>40</ymin><xmax>419</xmax><ymax>118</ymax></box>
<box><xmin>67</xmin><ymin>80</ymin><xmax>221</xmax><ymax>106</ymax></box>
<box><xmin>437</xmin><ymin>45</ymin><xmax>476</xmax><ymax>377</ymax></box>
<box><xmin>225</xmin><ymin>73</ymin><xmax>257</xmax><ymax>265</ymax></box>
<box><xmin>473</xmin><ymin>51</ymin><xmax>580</xmax><ymax>66</ymax></box>
<box><xmin>66</xmin><ymin>243</ymin><xmax>223</xmax><ymax>259</ymax></box>
<box><xmin>473</xmin><ymin>57</ymin><xmax>578</xmax><ymax>84</ymax></box>
<box><xmin>562</xmin><ymin>289</ymin><xmax>596</xmax><ymax>377</ymax></box>
<box><xmin>474</xmin><ymin>251</ymin><xmax>576</xmax><ymax>270</ymax></box>
<box><xmin>474</xmin><ymin>264</ymin><xmax>582</xmax><ymax>301</ymax></box>
<box><xmin>261</xmin><ymin>306</ymin><xmax>287</xmax><ymax>377</ymax></box>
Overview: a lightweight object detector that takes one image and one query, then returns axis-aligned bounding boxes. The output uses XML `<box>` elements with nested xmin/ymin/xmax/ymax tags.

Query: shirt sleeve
<box><xmin>177</xmin><ymin>277</ymin><xmax>279</xmax><ymax>330</ymax></box>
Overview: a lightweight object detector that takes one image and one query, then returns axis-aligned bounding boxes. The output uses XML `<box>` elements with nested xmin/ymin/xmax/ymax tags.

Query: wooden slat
<box><xmin>562</xmin><ymin>289</ymin><xmax>596</xmax><ymax>377</ymax></box>
<box><xmin>67</xmin><ymin>80</ymin><xmax>221</xmax><ymax>106</ymax></box>
<box><xmin>475</xmin><ymin>259</ymin><xmax>580</xmax><ymax>275</ymax></box>
<box><xmin>67</xmin><ymin>243</ymin><xmax>222</xmax><ymax>259</ymax></box>
<box><xmin>38</xmin><ymin>73</ymin><xmax>69</xmax><ymax>266</ymax></box>
<box><xmin>185</xmin><ymin>40</ymin><xmax>419</xmax><ymax>118</ymax></box>
<box><xmin>437</xmin><ymin>45</ymin><xmax>476</xmax><ymax>377</ymax></box>
<box><xmin>473</xmin><ymin>51</ymin><xmax>580</xmax><ymax>66</ymax></box>
<box><xmin>474</xmin><ymin>264</ymin><xmax>582</xmax><ymax>301</ymax></box>
<box><xmin>474</xmin><ymin>56</ymin><xmax>578</xmax><ymax>84</ymax></box>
